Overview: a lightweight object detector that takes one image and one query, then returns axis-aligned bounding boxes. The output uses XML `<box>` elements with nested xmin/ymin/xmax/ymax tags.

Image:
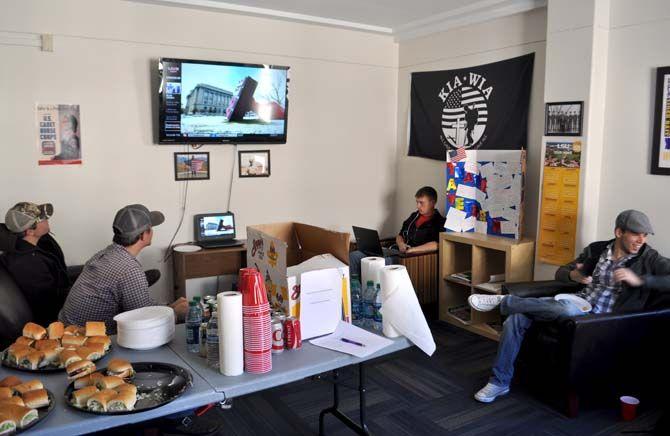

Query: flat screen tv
<box><xmin>158</xmin><ymin>58</ymin><xmax>289</xmax><ymax>144</ymax></box>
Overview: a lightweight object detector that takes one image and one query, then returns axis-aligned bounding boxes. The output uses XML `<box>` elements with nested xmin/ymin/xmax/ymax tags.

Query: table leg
<box><xmin>318</xmin><ymin>363</ymin><xmax>371</xmax><ymax>436</ymax></box>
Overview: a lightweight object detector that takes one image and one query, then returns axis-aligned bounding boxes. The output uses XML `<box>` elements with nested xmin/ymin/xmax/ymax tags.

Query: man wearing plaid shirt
<box><xmin>59</xmin><ymin>204</ymin><xmax>188</xmax><ymax>334</ymax></box>
<box><xmin>467</xmin><ymin>210</ymin><xmax>670</xmax><ymax>403</ymax></box>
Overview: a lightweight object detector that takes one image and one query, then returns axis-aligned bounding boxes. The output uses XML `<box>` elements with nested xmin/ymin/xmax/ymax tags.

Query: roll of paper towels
<box><xmin>379</xmin><ymin>265</ymin><xmax>436</xmax><ymax>356</ymax></box>
<box><xmin>361</xmin><ymin>257</ymin><xmax>385</xmax><ymax>289</ymax></box>
<box><xmin>218</xmin><ymin>291</ymin><xmax>244</xmax><ymax>376</ymax></box>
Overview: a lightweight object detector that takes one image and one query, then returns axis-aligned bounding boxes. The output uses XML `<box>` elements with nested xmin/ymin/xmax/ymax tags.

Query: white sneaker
<box><xmin>468</xmin><ymin>294</ymin><xmax>505</xmax><ymax>312</ymax></box>
<box><xmin>474</xmin><ymin>382</ymin><xmax>510</xmax><ymax>403</ymax></box>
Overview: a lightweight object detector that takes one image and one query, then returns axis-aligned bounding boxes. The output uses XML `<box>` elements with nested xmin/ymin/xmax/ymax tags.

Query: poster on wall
<box><xmin>537</xmin><ymin>140</ymin><xmax>582</xmax><ymax>265</ymax></box>
<box><xmin>36</xmin><ymin>104</ymin><xmax>82</xmax><ymax>165</ymax></box>
<box><xmin>408</xmin><ymin>53</ymin><xmax>534</xmax><ymax>161</ymax></box>
<box><xmin>651</xmin><ymin>66</ymin><xmax>670</xmax><ymax>175</ymax></box>
<box><xmin>445</xmin><ymin>150</ymin><xmax>525</xmax><ymax>239</ymax></box>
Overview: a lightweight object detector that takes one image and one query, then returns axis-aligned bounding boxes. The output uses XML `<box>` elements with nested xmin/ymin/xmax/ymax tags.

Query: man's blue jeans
<box><xmin>489</xmin><ymin>295</ymin><xmax>587</xmax><ymax>388</ymax></box>
<box><xmin>348</xmin><ymin>250</ymin><xmax>398</xmax><ymax>279</ymax></box>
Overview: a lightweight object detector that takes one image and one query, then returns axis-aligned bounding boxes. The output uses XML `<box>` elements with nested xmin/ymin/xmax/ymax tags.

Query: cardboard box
<box><xmin>246</xmin><ymin>222</ymin><xmax>350</xmax><ymax>317</ymax></box>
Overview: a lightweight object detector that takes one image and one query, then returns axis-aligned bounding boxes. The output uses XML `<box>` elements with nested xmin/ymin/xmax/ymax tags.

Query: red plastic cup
<box><xmin>620</xmin><ymin>396</ymin><xmax>639</xmax><ymax>421</ymax></box>
<box><xmin>241</xmin><ymin>270</ymin><xmax>268</xmax><ymax>306</ymax></box>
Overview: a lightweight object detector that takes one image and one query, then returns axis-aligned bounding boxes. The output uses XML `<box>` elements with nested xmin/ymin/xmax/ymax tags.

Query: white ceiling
<box><xmin>133</xmin><ymin>0</ymin><xmax>547</xmax><ymax>40</ymax></box>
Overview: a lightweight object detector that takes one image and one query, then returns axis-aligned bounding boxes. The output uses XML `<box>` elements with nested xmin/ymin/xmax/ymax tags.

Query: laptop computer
<box><xmin>194</xmin><ymin>212</ymin><xmax>244</xmax><ymax>249</ymax></box>
<box><xmin>352</xmin><ymin>226</ymin><xmax>400</xmax><ymax>257</ymax></box>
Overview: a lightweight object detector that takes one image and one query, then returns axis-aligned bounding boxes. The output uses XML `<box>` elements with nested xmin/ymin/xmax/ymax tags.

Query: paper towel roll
<box><xmin>218</xmin><ymin>291</ymin><xmax>244</xmax><ymax>376</ymax></box>
<box><xmin>379</xmin><ymin>265</ymin><xmax>436</xmax><ymax>356</ymax></box>
<box><xmin>361</xmin><ymin>257</ymin><xmax>385</xmax><ymax>289</ymax></box>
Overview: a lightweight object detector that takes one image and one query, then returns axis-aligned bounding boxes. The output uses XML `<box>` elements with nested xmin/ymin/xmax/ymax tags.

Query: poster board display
<box><xmin>537</xmin><ymin>141</ymin><xmax>582</xmax><ymax>265</ymax></box>
<box><xmin>36</xmin><ymin>104</ymin><xmax>82</xmax><ymax>165</ymax></box>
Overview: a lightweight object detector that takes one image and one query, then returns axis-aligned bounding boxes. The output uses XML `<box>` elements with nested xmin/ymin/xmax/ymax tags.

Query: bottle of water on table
<box><xmin>186</xmin><ymin>301</ymin><xmax>203</xmax><ymax>353</ymax></box>
<box><xmin>373</xmin><ymin>283</ymin><xmax>383</xmax><ymax>331</ymax></box>
<box><xmin>206</xmin><ymin>310</ymin><xmax>219</xmax><ymax>368</ymax></box>
<box><xmin>350</xmin><ymin>274</ymin><xmax>362</xmax><ymax>326</ymax></box>
<box><xmin>363</xmin><ymin>280</ymin><xmax>375</xmax><ymax>329</ymax></box>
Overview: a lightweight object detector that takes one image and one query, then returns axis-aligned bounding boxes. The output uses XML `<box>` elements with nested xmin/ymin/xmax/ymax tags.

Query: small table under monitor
<box><xmin>172</xmin><ymin>243</ymin><xmax>247</xmax><ymax>299</ymax></box>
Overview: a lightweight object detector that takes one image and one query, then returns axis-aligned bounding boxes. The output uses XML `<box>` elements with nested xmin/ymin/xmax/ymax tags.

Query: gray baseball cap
<box><xmin>113</xmin><ymin>204</ymin><xmax>165</xmax><ymax>240</ymax></box>
<box><xmin>5</xmin><ymin>202</ymin><xmax>53</xmax><ymax>233</ymax></box>
<box><xmin>615</xmin><ymin>210</ymin><xmax>654</xmax><ymax>235</ymax></box>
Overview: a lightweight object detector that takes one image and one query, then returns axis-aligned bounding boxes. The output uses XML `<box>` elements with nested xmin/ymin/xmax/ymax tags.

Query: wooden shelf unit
<box><xmin>439</xmin><ymin>232</ymin><xmax>535</xmax><ymax>341</ymax></box>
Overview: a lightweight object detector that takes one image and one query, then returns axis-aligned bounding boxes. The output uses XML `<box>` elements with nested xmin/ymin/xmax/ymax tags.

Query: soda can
<box><xmin>199</xmin><ymin>322</ymin><xmax>208</xmax><ymax>358</ymax></box>
<box><xmin>271</xmin><ymin>316</ymin><xmax>284</xmax><ymax>354</ymax></box>
<box><xmin>283</xmin><ymin>316</ymin><xmax>302</xmax><ymax>350</ymax></box>
<box><xmin>272</xmin><ymin>310</ymin><xmax>286</xmax><ymax>322</ymax></box>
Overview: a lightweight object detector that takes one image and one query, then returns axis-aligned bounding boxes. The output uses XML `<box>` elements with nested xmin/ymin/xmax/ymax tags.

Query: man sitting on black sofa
<box><xmin>467</xmin><ymin>209</ymin><xmax>670</xmax><ymax>403</ymax></box>
<box><xmin>0</xmin><ymin>202</ymin><xmax>73</xmax><ymax>326</ymax></box>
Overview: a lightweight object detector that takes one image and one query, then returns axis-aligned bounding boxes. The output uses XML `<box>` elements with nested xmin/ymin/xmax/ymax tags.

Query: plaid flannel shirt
<box><xmin>59</xmin><ymin>243</ymin><xmax>156</xmax><ymax>333</ymax></box>
<box><xmin>577</xmin><ymin>243</ymin><xmax>634</xmax><ymax>313</ymax></box>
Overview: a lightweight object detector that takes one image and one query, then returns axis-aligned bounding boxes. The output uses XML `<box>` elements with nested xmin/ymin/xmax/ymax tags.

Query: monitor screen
<box><xmin>158</xmin><ymin>58</ymin><xmax>289</xmax><ymax>144</ymax></box>
<box><xmin>197</xmin><ymin>214</ymin><xmax>235</xmax><ymax>240</ymax></box>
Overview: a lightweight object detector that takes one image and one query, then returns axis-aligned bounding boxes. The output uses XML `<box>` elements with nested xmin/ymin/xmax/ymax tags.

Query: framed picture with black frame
<box><xmin>174</xmin><ymin>152</ymin><xmax>210</xmax><ymax>181</ymax></box>
<box><xmin>239</xmin><ymin>150</ymin><xmax>271</xmax><ymax>178</ymax></box>
<box><xmin>651</xmin><ymin>66</ymin><xmax>670</xmax><ymax>175</ymax></box>
<box><xmin>545</xmin><ymin>101</ymin><xmax>583</xmax><ymax>136</ymax></box>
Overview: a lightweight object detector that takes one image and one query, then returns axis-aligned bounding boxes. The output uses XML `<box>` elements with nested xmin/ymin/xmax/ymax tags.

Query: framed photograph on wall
<box><xmin>545</xmin><ymin>101</ymin><xmax>583</xmax><ymax>136</ymax></box>
<box><xmin>651</xmin><ymin>66</ymin><xmax>670</xmax><ymax>175</ymax></box>
<box><xmin>239</xmin><ymin>150</ymin><xmax>270</xmax><ymax>178</ymax></box>
<box><xmin>174</xmin><ymin>152</ymin><xmax>210</xmax><ymax>181</ymax></box>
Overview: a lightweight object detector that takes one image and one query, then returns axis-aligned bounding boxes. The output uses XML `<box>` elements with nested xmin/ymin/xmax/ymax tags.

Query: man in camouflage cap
<box><xmin>0</xmin><ymin>202</ymin><xmax>74</xmax><ymax>326</ymax></box>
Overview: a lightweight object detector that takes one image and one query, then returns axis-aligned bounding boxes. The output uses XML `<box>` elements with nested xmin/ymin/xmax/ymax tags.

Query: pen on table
<box><xmin>340</xmin><ymin>337</ymin><xmax>365</xmax><ymax>347</ymax></box>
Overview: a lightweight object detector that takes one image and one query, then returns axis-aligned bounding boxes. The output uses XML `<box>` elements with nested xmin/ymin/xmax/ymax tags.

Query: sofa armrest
<box><xmin>503</xmin><ymin>280</ymin><xmax>579</xmax><ymax>298</ymax></box>
<box><xmin>399</xmin><ymin>249</ymin><xmax>438</xmax><ymax>259</ymax></box>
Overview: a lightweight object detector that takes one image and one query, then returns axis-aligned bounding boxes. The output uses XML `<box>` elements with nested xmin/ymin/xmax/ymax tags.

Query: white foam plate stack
<box><xmin>114</xmin><ymin>306</ymin><xmax>175</xmax><ymax>350</ymax></box>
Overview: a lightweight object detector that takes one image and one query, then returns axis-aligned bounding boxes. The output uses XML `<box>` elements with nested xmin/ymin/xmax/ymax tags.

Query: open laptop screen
<box><xmin>195</xmin><ymin>213</ymin><xmax>235</xmax><ymax>241</ymax></box>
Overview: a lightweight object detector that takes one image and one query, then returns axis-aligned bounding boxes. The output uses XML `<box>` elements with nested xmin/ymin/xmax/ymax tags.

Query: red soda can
<box><xmin>283</xmin><ymin>316</ymin><xmax>302</xmax><ymax>350</ymax></box>
<box><xmin>271</xmin><ymin>316</ymin><xmax>284</xmax><ymax>354</ymax></box>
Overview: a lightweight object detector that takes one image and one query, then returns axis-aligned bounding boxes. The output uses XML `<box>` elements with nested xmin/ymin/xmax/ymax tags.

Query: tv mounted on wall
<box><xmin>158</xmin><ymin>58</ymin><xmax>289</xmax><ymax>144</ymax></box>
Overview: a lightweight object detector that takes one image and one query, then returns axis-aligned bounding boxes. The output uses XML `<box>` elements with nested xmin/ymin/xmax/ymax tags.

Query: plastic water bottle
<box><xmin>350</xmin><ymin>275</ymin><xmax>362</xmax><ymax>326</ymax></box>
<box><xmin>186</xmin><ymin>301</ymin><xmax>202</xmax><ymax>353</ymax></box>
<box><xmin>373</xmin><ymin>284</ymin><xmax>383</xmax><ymax>331</ymax></box>
<box><xmin>363</xmin><ymin>280</ymin><xmax>376</xmax><ymax>329</ymax></box>
<box><xmin>206</xmin><ymin>311</ymin><xmax>219</xmax><ymax>368</ymax></box>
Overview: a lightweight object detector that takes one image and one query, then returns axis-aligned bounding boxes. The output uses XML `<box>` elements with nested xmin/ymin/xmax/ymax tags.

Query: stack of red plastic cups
<box><xmin>239</xmin><ymin>268</ymin><xmax>272</xmax><ymax>373</ymax></box>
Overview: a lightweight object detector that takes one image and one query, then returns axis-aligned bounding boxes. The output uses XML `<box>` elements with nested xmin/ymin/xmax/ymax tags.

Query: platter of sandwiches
<box><xmin>65</xmin><ymin>360</ymin><xmax>192</xmax><ymax>415</ymax></box>
<box><xmin>1</xmin><ymin>321</ymin><xmax>112</xmax><ymax>372</ymax></box>
<box><xmin>0</xmin><ymin>375</ymin><xmax>54</xmax><ymax>434</ymax></box>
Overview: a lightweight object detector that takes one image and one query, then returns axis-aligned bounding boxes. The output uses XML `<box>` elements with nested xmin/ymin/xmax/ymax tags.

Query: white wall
<box><xmin>0</xmin><ymin>0</ymin><xmax>398</xmax><ymax>303</ymax></box>
<box><xmin>394</xmin><ymin>8</ymin><xmax>547</xmax><ymax>240</ymax></box>
<box><xmin>597</xmin><ymin>0</ymin><xmax>670</xmax><ymax>250</ymax></box>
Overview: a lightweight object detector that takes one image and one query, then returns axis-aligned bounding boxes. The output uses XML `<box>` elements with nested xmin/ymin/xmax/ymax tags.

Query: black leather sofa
<box><xmin>504</xmin><ymin>280</ymin><xmax>670</xmax><ymax>417</ymax></box>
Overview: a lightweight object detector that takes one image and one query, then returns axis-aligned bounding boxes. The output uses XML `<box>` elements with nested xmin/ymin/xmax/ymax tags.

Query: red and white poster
<box><xmin>36</xmin><ymin>104</ymin><xmax>82</xmax><ymax>165</ymax></box>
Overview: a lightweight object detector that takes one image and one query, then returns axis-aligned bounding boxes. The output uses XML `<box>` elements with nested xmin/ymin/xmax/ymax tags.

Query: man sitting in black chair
<box><xmin>467</xmin><ymin>210</ymin><xmax>670</xmax><ymax>403</ymax></box>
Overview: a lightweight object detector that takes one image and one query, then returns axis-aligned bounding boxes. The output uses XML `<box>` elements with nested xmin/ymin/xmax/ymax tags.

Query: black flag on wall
<box><xmin>408</xmin><ymin>53</ymin><xmax>534</xmax><ymax>161</ymax></box>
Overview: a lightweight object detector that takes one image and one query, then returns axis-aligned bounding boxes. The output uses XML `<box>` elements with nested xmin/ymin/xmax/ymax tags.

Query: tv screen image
<box><xmin>159</xmin><ymin>58</ymin><xmax>289</xmax><ymax>144</ymax></box>
<box><xmin>199</xmin><ymin>215</ymin><xmax>234</xmax><ymax>238</ymax></box>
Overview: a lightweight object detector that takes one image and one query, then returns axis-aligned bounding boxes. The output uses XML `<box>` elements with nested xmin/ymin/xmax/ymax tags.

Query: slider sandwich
<box><xmin>0</xmin><ymin>376</ymin><xmax>22</xmax><ymax>388</ymax></box>
<box><xmin>66</xmin><ymin>360</ymin><xmax>96</xmax><ymax>381</ymax></box>
<box><xmin>22</xmin><ymin>323</ymin><xmax>47</xmax><ymax>340</ymax></box>
<box><xmin>76</xmin><ymin>346</ymin><xmax>103</xmax><ymax>361</ymax></box>
<box><xmin>14</xmin><ymin>337</ymin><xmax>34</xmax><ymax>347</ymax></box>
<box><xmin>12</xmin><ymin>380</ymin><xmax>43</xmax><ymax>396</ymax></box>
<box><xmin>85</xmin><ymin>336</ymin><xmax>111</xmax><ymax>351</ymax></box>
<box><xmin>0</xmin><ymin>397</ymin><xmax>25</xmax><ymax>407</ymax></box>
<box><xmin>86</xmin><ymin>389</ymin><xmax>117</xmax><ymax>412</ymax></box>
<box><xmin>19</xmin><ymin>351</ymin><xmax>44</xmax><ymax>370</ymax></box>
<box><xmin>0</xmin><ymin>405</ymin><xmax>39</xmax><ymax>429</ymax></box>
<box><xmin>22</xmin><ymin>389</ymin><xmax>50</xmax><ymax>409</ymax></box>
<box><xmin>59</xmin><ymin>349</ymin><xmax>82</xmax><ymax>367</ymax></box>
<box><xmin>85</xmin><ymin>322</ymin><xmax>106</xmax><ymax>337</ymax></box>
<box><xmin>107</xmin><ymin>390</ymin><xmax>137</xmax><ymax>411</ymax></box>
<box><xmin>61</xmin><ymin>335</ymin><xmax>87</xmax><ymax>348</ymax></box>
<box><xmin>0</xmin><ymin>412</ymin><xmax>16</xmax><ymax>435</ymax></box>
<box><xmin>95</xmin><ymin>376</ymin><xmax>125</xmax><ymax>391</ymax></box>
<box><xmin>74</xmin><ymin>372</ymin><xmax>104</xmax><ymax>390</ymax></box>
<box><xmin>63</xmin><ymin>325</ymin><xmax>83</xmax><ymax>336</ymax></box>
<box><xmin>106</xmin><ymin>359</ymin><xmax>134</xmax><ymax>379</ymax></box>
<box><xmin>34</xmin><ymin>339</ymin><xmax>60</xmax><ymax>351</ymax></box>
<box><xmin>47</xmin><ymin>321</ymin><xmax>64</xmax><ymax>339</ymax></box>
<box><xmin>0</xmin><ymin>388</ymin><xmax>11</xmax><ymax>400</ymax></box>
<box><xmin>6</xmin><ymin>346</ymin><xmax>31</xmax><ymax>366</ymax></box>
<box><xmin>70</xmin><ymin>386</ymin><xmax>99</xmax><ymax>408</ymax></box>
<box><xmin>39</xmin><ymin>346</ymin><xmax>61</xmax><ymax>367</ymax></box>
<box><xmin>114</xmin><ymin>383</ymin><xmax>137</xmax><ymax>396</ymax></box>
<box><xmin>85</xmin><ymin>343</ymin><xmax>106</xmax><ymax>357</ymax></box>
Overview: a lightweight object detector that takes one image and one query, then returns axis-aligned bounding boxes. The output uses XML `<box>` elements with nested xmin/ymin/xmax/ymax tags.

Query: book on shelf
<box><xmin>449</xmin><ymin>271</ymin><xmax>472</xmax><ymax>283</ymax></box>
<box><xmin>447</xmin><ymin>304</ymin><xmax>471</xmax><ymax>322</ymax></box>
<box><xmin>489</xmin><ymin>273</ymin><xmax>505</xmax><ymax>282</ymax></box>
<box><xmin>476</xmin><ymin>282</ymin><xmax>503</xmax><ymax>292</ymax></box>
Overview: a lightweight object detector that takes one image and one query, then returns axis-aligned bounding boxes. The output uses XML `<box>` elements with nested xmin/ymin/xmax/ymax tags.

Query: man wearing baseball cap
<box><xmin>467</xmin><ymin>209</ymin><xmax>670</xmax><ymax>403</ymax></box>
<box><xmin>0</xmin><ymin>202</ymin><xmax>73</xmax><ymax>326</ymax></box>
<box><xmin>59</xmin><ymin>204</ymin><xmax>188</xmax><ymax>333</ymax></box>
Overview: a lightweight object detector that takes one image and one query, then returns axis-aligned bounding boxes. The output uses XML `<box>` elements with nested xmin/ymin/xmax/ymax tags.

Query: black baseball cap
<box><xmin>113</xmin><ymin>204</ymin><xmax>164</xmax><ymax>240</ymax></box>
<box><xmin>615</xmin><ymin>210</ymin><xmax>654</xmax><ymax>235</ymax></box>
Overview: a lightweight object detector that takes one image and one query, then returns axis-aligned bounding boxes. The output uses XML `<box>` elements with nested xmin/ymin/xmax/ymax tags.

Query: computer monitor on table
<box><xmin>194</xmin><ymin>212</ymin><xmax>243</xmax><ymax>248</ymax></box>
